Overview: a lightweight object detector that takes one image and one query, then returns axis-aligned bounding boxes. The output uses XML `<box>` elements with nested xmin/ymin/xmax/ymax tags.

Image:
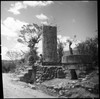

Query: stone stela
<box><xmin>42</xmin><ymin>25</ymin><xmax>92</xmax><ymax>67</ymax></box>
<box><xmin>42</xmin><ymin>25</ymin><xmax>58</xmax><ymax>65</ymax></box>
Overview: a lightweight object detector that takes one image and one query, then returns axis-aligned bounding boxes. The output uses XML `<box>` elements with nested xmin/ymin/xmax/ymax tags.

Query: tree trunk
<box><xmin>30</xmin><ymin>65</ymin><xmax>37</xmax><ymax>84</ymax></box>
<box><xmin>70</xmin><ymin>69</ymin><xmax>78</xmax><ymax>80</ymax></box>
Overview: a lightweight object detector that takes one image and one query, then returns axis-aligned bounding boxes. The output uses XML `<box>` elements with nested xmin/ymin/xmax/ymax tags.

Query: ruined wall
<box><xmin>62</xmin><ymin>55</ymin><xmax>92</xmax><ymax>64</ymax></box>
<box><xmin>42</xmin><ymin>25</ymin><xmax>57</xmax><ymax>63</ymax></box>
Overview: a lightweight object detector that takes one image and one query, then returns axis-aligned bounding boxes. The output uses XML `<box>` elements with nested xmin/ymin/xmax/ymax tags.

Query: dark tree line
<box><xmin>76</xmin><ymin>35</ymin><xmax>98</xmax><ymax>66</ymax></box>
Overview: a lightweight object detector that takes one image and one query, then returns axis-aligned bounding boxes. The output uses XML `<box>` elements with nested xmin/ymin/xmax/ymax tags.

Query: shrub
<box><xmin>2</xmin><ymin>60</ymin><xmax>16</xmax><ymax>73</ymax></box>
<box><xmin>76</xmin><ymin>35</ymin><xmax>98</xmax><ymax>69</ymax></box>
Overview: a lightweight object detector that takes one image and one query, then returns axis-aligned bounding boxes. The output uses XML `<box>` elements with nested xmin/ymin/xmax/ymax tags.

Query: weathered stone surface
<box><xmin>40</xmin><ymin>70</ymin><xmax>99</xmax><ymax>98</ymax></box>
<box><xmin>62</xmin><ymin>55</ymin><xmax>92</xmax><ymax>64</ymax></box>
<box><xmin>42</xmin><ymin>25</ymin><xmax>57</xmax><ymax>63</ymax></box>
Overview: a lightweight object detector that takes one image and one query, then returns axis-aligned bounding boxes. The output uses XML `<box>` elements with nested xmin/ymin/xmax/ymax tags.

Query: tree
<box><xmin>6</xmin><ymin>50</ymin><xmax>23</xmax><ymax>72</ymax></box>
<box><xmin>6</xmin><ymin>51</ymin><xmax>22</xmax><ymax>62</ymax></box>
<box><xmin>17</xmin><ymin>23</ymin><xmax>42</xmax><ymax>83</ymax></box>
<box><xmin>67</xmin><ymin>39</ymin><xmax>73</xmax><ymax>55</ymax></box>
<box><xmin>66</xmin><ymin>35</ymin><xmax>77</xmax><ymax>55</ymax></box>
<box><xmin>76</xmin><ymin>35</ymin><xmax>98</xmax><ymax>66</ymax></box>
<box><xmin>17</xmin><ymin>23</ymin><xmax>42</xmax><ymax>47</ymax></box>
<box><xmin>17</xmin><ymin>23</ymin><xmax>42</xmax><ymax>61</ymax></box>
<box><xmin>57</xmin><ymin>38</ymin><xmax>64</xmax><ymax>63</ymax></box>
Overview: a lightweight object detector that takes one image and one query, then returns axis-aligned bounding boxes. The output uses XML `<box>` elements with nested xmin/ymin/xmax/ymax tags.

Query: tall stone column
<box><xmin>42</xmin><ymin>25</ymin><xmax>57</xmax><ymax>63</ymax></box>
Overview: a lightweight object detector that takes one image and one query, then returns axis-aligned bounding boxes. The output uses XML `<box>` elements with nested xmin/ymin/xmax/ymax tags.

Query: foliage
<box><xmin>28</xmin><ymin>48</ymin><xmax>39</xmax><ymax>66</ymax></box>
<box><xmin>17</xmin><ymin>23</ymin><xmax>42</xmax><ymax>65</ymax></box>
<box><xmin>76</xmin><ymin>35</ymin><xmax>98</xmax><ymax>66</ymax></box>
<box><xmin>17</xmin><ymin>23</ymin><xmax>42</xmax><ymax>47</ymax></box>
<box><xmin>57</xmin><ymin>38</ymin><xmax>64</xmax><ymax>63</ymax></box>
<box><xmin>66</xmin><ymin>35</ymin><xmax>77</xmax><ymax>55</ymax></box>
<box><xmin>6</xmin><ymin>50</ymin><xmax>23</xmax><ymax>60</ymax></box>
<box><xmin>2</xmin><ymin>60</ymin><xmax>16</xmax><ymax>73</ymax></box>
<box><xmin>6</xmin><ymin>50</ymin><xmax>23</xmax><ymax>66</ymax></box>
<box><xmin>57</xmin><ymin>35</ymin><xmax>77</xmax><ymax>63</ymax></box>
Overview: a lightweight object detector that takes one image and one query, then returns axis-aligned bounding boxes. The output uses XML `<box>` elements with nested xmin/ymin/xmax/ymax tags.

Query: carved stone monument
<box><xmin>42</xmin><ymin>25</ymin><xmax>57</xmax><ymax>64</ymax></box>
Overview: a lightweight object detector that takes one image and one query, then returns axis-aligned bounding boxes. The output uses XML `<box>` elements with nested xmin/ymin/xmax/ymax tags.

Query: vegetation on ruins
<box><xmin>17</xmin><ymin>23</ymin><xmax>42</xmax><ymax>83</ymax></box>
<box><xmin>2</xmin><ymin>60</ymin><xmax>16</xmax><ymax>73</ymax></box>
<box><xmin>2</xmin><ymin>27</ymin><xmax>99</xmax><ymax>98</ymax></box>
<box><xmin>76</xmin><ymin>35</ymin><xmax>98</xmax><ymax>71</ymax></box>
<box><xmin>2</xmin><ymin>51</ymin><xmax>24</xmax><ymax>73</ymax></box>
<box><xmin>57</xmin><ymin>38</ymin><xmax>64</xmax><ymax>63</ymax></box>
<box><xmin>2</xmin><ymin>23</ymin><xmax>42</xmax><ymax>73</ymax></box>
<box><xmin>17</xmin><ymin>23</ymin><xmax>42</xmax><ymax>64</ymax></box>
<box><xmin>6</xmin><ymin>50</ymin><xmax>24</xmax><ymax>63</ymax></box>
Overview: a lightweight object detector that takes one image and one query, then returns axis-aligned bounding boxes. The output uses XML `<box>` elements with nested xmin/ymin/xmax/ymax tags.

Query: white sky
<box><xmin>1</xmin><ymin>1</ymin><xmax>97</xmax><ymax>60</ymax></box>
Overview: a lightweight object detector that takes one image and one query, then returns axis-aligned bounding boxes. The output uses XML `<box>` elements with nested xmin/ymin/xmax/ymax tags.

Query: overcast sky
<box><xmin>1</xmin><ymin>1</ymin><xmax>97</xmax><ymax>60</ymax></box>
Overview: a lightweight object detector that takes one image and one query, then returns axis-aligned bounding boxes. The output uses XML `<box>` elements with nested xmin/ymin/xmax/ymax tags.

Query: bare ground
<box><xmin>2</xmin><ymin>73</ymin><xmax>56</xmax><ymax>98</ymax></box>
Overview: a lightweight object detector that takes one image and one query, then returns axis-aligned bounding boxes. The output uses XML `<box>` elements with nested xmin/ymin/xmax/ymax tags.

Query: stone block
<box><xmin>42</xmin><ymin>25</ymin><xmax>57</xmax><ymax>63</ymax></box>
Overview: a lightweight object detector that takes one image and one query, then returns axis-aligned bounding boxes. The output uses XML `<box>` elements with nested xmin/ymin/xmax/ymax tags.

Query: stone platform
<box><xmin>62</xmin><ymin>55</ymin><xmax>92</xmax><ymax>64</ymax></box>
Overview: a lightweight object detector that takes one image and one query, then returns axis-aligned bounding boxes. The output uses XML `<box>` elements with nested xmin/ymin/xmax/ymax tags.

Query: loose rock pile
<box><xmin>15</xmin><ymin>63</ymin><xmax>99</xmax><ymax>98</ymax></box>
<box><xmin>41</xmin><ymin>70</ymin><xmax>99</xmax><ymax>98</ymax></box>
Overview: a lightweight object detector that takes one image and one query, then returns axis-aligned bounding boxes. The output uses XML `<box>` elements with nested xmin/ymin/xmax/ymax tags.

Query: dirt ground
<box><xmin>2</xmin><ymin>69</ymin><xmax>99</xmax><ymax>98</ymax></box>
<box><xmin>2</xmin><ymin>73</ymin><xmax>56</xmax><ymax>98</ymax></box>
<box><xmin>40</xmin><ymin>71</ymin><xmax>99</xmax><ymax>98</ymax></box>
